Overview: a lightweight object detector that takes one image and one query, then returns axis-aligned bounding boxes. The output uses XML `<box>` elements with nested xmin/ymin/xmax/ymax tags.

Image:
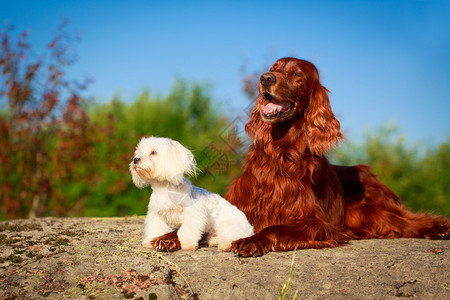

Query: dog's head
<box><xmin>258</xmin><ymin>57</ymin><xmax>323</xmax><ymax>123</ymax></box>
<box><xmin>250</xmin><ymin>57</ymin><xmax>342</xmax><ymax>154</ymax></box>
<box><xmin>129</xmin><ymin>137</ymin><xmax>196</xmax><ymax>188</ymax></box>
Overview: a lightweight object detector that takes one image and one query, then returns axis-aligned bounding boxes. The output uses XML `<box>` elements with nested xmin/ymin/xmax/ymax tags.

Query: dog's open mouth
<box><xmin>260</xmin><ymin>95</ymin><xmax>295</xmax><ymax>122</ymax></box>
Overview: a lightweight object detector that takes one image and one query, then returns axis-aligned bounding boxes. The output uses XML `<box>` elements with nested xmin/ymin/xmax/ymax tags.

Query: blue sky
<box><xmin>1</xmin><ymin>0</ymin><xmax>449</xmax><ymax>144</ymax></box>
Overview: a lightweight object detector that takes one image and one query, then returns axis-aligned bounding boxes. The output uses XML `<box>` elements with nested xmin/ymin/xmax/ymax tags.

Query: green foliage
<box><xmin>0</xmin><ymin>23</ymin><xmax>244</xmax><ymax>219</ymax></box>
<box><xmin>80</xmin><ymin>81</ymin><xmax>243</xmax><ymax>217</ymax></box>
<box><xmin>329</xmin><ymin>125</ymin><xmax>450</xmax><ymax>215</ymax></box>
<box><xmin>1</xmin><ymin>23</ymin><xmax>448</xmax><ymax>220</ymax></box>
<box><xmin>0</xmin><ymin>23</ymin><xmax>92</xmax><ymax>219</ymax></box>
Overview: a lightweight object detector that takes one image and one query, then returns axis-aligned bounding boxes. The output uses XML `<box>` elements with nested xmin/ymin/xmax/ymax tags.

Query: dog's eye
<box><xmin>150</xmin><ymin>151</ymin><xmax>157</xmax><ymax>155</ymax></box>
<box><xmin>290</xmin><ymin>72</ymin><xmax>301</xmax><ymax>77</ymax></box>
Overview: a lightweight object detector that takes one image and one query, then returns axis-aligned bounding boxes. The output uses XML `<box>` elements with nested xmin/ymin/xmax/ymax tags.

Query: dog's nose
<box><xmin>260</xmin><ymin>72</ymin><xmax>276</xmax><ymax>87</ymax></box>
<box><xmin>133</xmin><ymin>157</ymin><xmax>141</xmax><ymax>164</ymax></box>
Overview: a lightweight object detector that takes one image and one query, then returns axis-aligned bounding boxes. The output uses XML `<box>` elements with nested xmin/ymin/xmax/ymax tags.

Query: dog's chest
<box><xmin>158</xmin><ymin>206</ymin><xmax>184</xmax><ymax>226</ymax></box>
<box><xmin>151</xmin><ymin>194</ymin><xmax>185</xmax><ymax>226</ymax></box>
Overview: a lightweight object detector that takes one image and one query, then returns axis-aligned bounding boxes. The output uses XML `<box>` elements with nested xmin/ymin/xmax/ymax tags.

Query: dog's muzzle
<box><xmin>260</xmin><ymin>72</ymin><xmax>276</xmax><ymax>88</ymax></box>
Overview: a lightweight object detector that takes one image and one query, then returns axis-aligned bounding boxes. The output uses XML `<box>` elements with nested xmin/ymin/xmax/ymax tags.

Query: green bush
<box><xmin>1</xmin><ymin>24</ymin><xmax>447</xmax><ymax>219</ymax></box>
<box><xmin>79</xmin><ymin>81</ymin><xmax>244</xmax><ymax>217</ymax></box>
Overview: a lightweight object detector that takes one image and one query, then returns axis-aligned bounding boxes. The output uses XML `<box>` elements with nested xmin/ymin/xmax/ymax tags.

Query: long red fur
<box><xmin>151</xmin><ymin>57</ymin><xmax>448</xmax><ymax>256</ymax></box>
<box><xmin>224</xmin><ymin>57</ymin><xmax>448</xmax><ymax>257</ymax></box>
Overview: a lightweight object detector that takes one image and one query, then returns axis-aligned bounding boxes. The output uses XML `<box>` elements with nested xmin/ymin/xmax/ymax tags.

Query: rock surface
<box><xmin>0</xmin><ymin>217</ymin><xmax>449</xmax><ymax>299</ymax></box>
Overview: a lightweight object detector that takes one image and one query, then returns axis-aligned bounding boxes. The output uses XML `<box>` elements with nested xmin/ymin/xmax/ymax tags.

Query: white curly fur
<box><xmin>130</xmin><ymin>136</ymin><xmax>254</xmax><ymax>251</ymax></box>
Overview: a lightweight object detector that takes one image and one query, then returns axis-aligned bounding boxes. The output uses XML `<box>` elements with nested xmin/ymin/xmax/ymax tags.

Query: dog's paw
<box><xmin>180</xmin><ymin>241</ymin><xmax>199</xmax><ymax>251</ymax></box>
<box><xmin>142</xmin><ymin>240</ymin><xmax>153</xmax><ymax>248</ymax></box>
<box><xmin>150</xmin><ymin>231</ymin><xmax>181</xmax><ymax>251</ymax></box>
<box><xmin>230</xmin><ymin>236</ymin><xmax>270</xmax><ymax>257</ymax></box>
<box><xmin>215</xmin><ymin>239</ymin><xmax>233</xmax><ymax>252</ymax></box>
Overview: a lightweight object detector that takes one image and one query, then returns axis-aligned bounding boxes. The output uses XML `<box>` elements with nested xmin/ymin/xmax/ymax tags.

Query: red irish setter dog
<box><xmin>151</xmin><ymin>57</ymin><xmax>448</xmax><ymax>256</ymax></box>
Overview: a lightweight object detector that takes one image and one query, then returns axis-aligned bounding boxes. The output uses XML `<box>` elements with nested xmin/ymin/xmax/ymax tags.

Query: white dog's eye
<box><xmin>150</xmin><ymin>150</ymin><xmax>157</xmax><ymax>155</ymax></box>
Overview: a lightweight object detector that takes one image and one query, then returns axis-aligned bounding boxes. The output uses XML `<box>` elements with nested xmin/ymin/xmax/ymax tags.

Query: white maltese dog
<box><xmin>129</xmin><ymin>136</ymin><xmax>254</xmax><ymax>251</ymax></box>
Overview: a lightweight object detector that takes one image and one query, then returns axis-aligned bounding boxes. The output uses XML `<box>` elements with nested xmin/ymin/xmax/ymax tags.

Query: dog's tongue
<box><xmin>262</xmin><ymin>102</ymin><xmax>284</xmax><ymax>115</ymax></box>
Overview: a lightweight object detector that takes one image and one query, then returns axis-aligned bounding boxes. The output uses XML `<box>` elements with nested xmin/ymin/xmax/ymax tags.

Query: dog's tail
<box><xmin>342</xmin><ymin>165</ymin><xmax>449</xmax><ymax>240</ymax></box>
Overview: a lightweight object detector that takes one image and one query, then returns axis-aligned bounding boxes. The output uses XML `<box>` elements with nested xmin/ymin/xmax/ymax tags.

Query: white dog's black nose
<box><xmin>133</xmin><ymin>157</ymin><xmax>141</xmax><ymax>164</ymax></box>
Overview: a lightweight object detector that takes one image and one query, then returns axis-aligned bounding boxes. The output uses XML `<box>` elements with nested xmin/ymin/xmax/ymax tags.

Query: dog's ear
<box><xmin>164</xmin><ymin>140</ymin><xmax>197</xmax><ymax>185</ymax></box>
<box><xmin>175</xmin><ymin>141</ymin><xmax>197</xmax><ymax>177</ymax></box>
<box><xmin>305</xmin><ymin>84</ymin><xmax>343</xmax><ymax>155</ymax></box>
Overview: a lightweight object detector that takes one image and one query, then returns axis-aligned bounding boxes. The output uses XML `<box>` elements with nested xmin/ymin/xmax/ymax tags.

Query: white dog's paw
<box><xmin>180</xmin><ymin>241</ymin><xmax>199</xmax><ymax>251</ymax></box>
<box><xmin>217</xmin><ymin>241</ymin><xmax>232</xmax><ymax>252</ymax></box>
<box><xmin>142</xmin><ymin>240</ymin><xmax>153</xmax><ymax>248</ymax></box>
<box><xmin>207</xmin><ymin>235</ymin><xmax>219</xmax><ymax>247</ymax></box>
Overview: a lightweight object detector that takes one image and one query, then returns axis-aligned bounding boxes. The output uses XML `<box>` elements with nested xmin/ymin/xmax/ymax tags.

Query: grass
<box><xmin>278</xmin><ymin>252</ymin><xmax>298</xmax><ymax>300</ymax></box>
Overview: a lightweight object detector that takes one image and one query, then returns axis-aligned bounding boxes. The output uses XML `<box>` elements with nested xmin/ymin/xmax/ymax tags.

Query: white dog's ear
<box><xmin>163</xmin><ymin>139</ymin><xmax>197</xmax><ymax>185</ymax></box>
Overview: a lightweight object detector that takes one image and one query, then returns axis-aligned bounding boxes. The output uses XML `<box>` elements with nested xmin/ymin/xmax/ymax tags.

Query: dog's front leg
<box><xmin>142</xmin><ymin>211</ymin><xmax>173</xmax><ymax>248</ymax></box>
<box><xmin>177</xmin><ymin>207</ymin><xmax>207</xmax><ymax>250</ymax></box>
